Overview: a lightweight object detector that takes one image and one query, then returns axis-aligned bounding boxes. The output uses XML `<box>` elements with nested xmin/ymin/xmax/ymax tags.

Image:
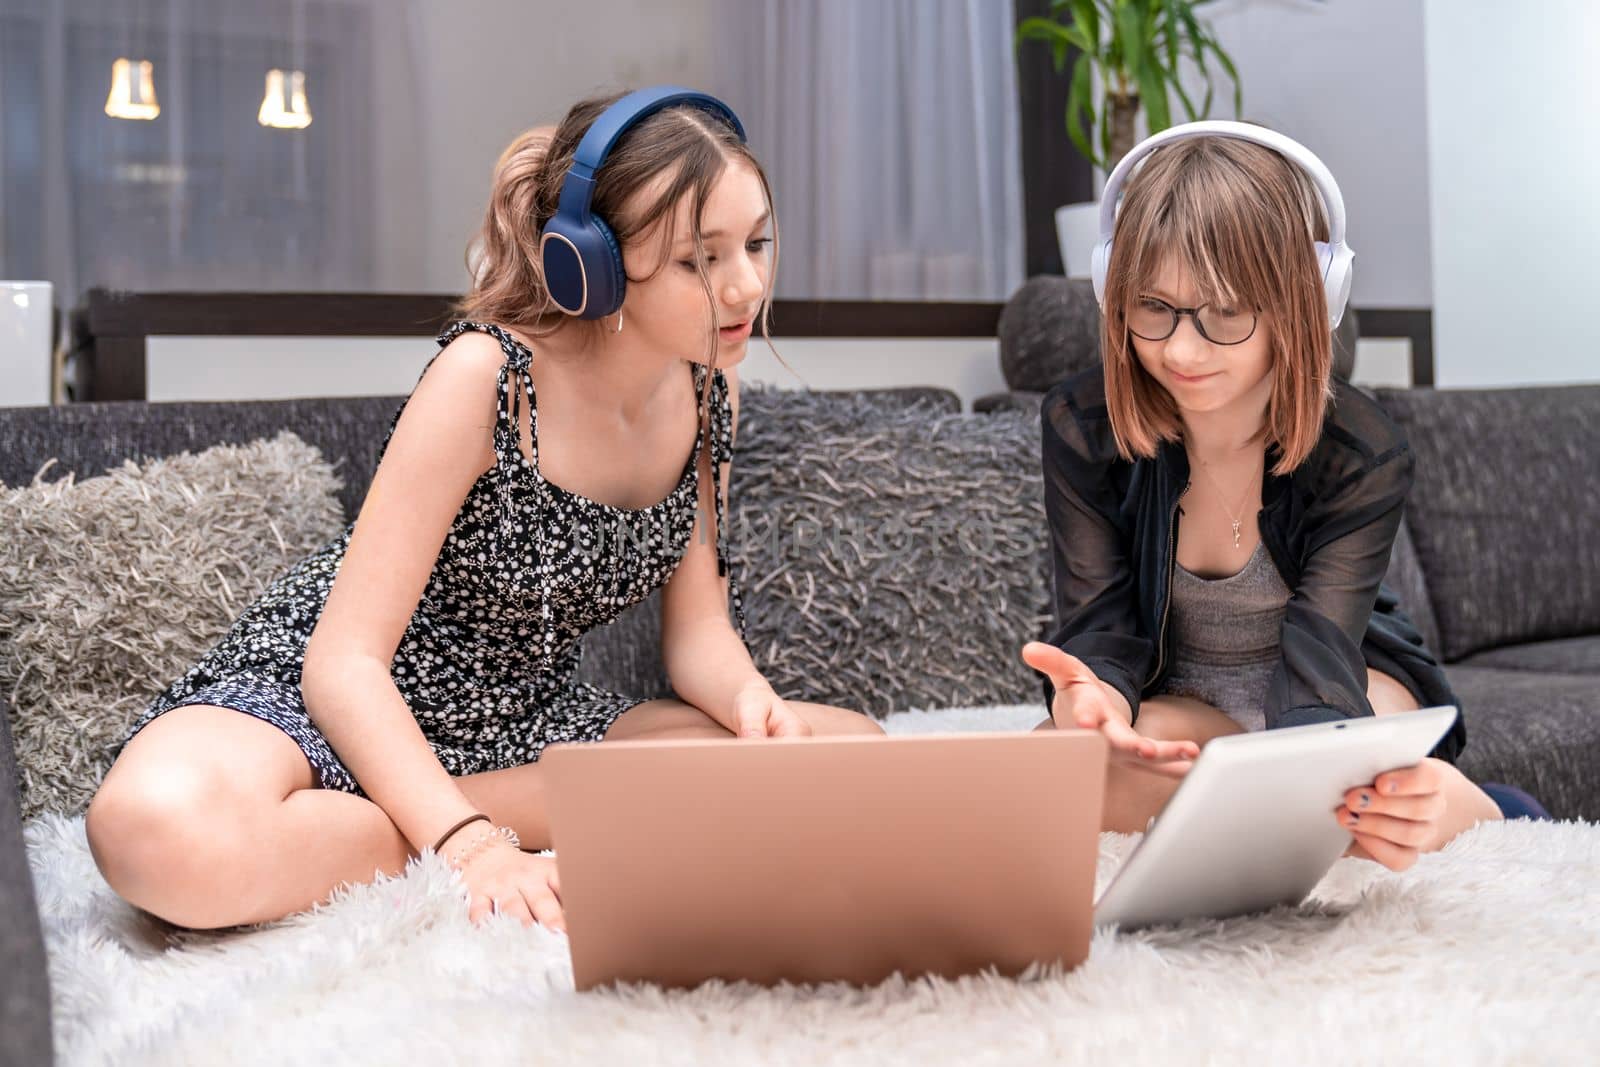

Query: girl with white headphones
<box><xmin>1022</xmin><ymin>122</ymin><xmax>1513</xmax><ymax>869</ymax></box>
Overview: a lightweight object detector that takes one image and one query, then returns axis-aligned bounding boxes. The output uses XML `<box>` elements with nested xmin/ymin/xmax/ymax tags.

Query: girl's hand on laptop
<box><xmin>1022</xmin><ymin>642</ymin><xmax>1198</xmax><ymax>778</ymax></box>
<box><xmin>1337</xmin><ymin>759</ymin><xmax>1446</xmax><ymax>872</ymax></box>
<box><xmin>732</xmin><ymin>678</ymin><xmax>814</xmax><ymax>739</ymax></box>
<box><xmin>452</xmin><ymin>839</ymin><xmax>567</xmax><ymax>932</ymax></box>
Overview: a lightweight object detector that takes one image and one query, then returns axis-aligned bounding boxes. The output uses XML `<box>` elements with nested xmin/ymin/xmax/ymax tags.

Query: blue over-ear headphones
<box><xmin>1089</xmin><ymin>120</ymin><xmax>1355</xmax><ymax>329</ymax></box>
<box><xmin>539</xmin><ymin>86</ymin><xmax>747</xmax><ymax>320</ymax></box>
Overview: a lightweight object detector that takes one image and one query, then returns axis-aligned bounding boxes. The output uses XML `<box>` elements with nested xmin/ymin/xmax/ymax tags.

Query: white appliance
<box><xmin>0</xmin><ymin>281</ymin><xmax>54</xmax><ymax>406</ymax></box>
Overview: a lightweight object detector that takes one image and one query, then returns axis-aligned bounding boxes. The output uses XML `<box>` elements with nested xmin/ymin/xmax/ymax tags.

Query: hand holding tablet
<box><xmin>1338</xmin><ymin>756</ymin><xmax>1450</xmax><ymax>869</ymax></box>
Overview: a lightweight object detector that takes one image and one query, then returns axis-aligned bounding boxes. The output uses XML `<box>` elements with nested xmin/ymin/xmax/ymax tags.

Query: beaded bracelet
<box><xmin>446</xmin><ymin>823</ymin><xmax>521</xmax><ymax>872</ymax></box>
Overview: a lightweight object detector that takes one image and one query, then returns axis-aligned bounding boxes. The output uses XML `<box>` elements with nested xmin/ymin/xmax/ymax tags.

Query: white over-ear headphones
<box><xmin>1089</xmin><ymin>120</ymin><xmax>1355</xmax><ymax>329</ymax></box>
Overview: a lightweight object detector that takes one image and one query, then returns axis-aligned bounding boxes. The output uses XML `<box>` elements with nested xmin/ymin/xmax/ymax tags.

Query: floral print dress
<box><xmin>117</xmin><ymin>322</ymin><xmax>743</xmax><ymax>796</ymax></box>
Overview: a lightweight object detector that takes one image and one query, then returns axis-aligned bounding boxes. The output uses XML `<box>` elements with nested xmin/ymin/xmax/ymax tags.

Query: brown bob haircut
<box><xmin>1100</xmin><ymin>134</ymin><xmax>1335</xmax><ymax>475</ymax></box>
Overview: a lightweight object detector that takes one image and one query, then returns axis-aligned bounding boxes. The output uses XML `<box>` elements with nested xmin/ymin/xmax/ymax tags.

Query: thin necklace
<box><xmin>1194</xmin><ymin>453</ymin><xmax>1262</xmax><ymax>549</ymax></box>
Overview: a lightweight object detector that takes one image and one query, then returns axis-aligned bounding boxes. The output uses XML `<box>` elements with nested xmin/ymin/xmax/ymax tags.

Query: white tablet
<box><xmin>1094</xmin><ymin>704</ymin><xmax>1460</xmax><ymax>930</ymax></box>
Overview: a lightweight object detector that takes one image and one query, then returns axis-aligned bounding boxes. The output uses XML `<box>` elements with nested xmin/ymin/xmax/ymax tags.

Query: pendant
<box><xmin>1231</xmin><ymin>519</ymin><xmax>1242</xmax><ymax>548</ymax></box>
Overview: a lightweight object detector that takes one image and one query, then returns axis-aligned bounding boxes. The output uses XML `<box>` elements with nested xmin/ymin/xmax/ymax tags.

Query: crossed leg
<box><xmin>87</xmin><ymin>696</ymin><xmax>879</xmax><ymax>929</ymax></box>
<box><xmin>1034</xmin><ymin>692</ymin><xmax>1244</xmax><ymax>832</ymax></box>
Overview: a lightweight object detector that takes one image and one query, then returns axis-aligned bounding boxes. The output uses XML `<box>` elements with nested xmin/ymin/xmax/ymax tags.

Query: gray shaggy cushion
<box><xmin>0</xmin><ymin>432</ymin><xmax>344</xmax><ymax>819</ymax></box>
<box><xmin>728</xmin><ymin>390</ymin><xmax>1051</xmax><ymax>715</ymax></box>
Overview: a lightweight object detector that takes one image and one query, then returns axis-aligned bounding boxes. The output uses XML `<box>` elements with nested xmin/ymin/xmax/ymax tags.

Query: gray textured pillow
<box><xmin>0</xmin><ymin>432</ymin><xmax>344</xmax><ymax>819</ymax></box>
<box><xmin>728</xmin><ymin>391</ymin><xmax>1051</xmax><ymax>715</ymax></box>
<box><xmin>576</xmin><ymin>388</ymin><xmax>970</xmax><ymax>702</ymax></box>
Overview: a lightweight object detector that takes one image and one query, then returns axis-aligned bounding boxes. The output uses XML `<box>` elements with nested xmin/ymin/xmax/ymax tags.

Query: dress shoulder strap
<box><xmin>374</xmin><ymin>316</ymin><xmax>531</xmax><ymax>467</ymax></box>
<box><xmin>698</xmin><ymin>364</ymin><xmax>745</xmax><ymax>636</ymax></box>
<box><xmin>431</xmin><ymin>320</ymin><xmax>540</xmax><ymax>478</ymax></box>
<box><xmin>434</xmin><ymin>320</ymin><xmax>532</xmax><ymax>370</ymax></box>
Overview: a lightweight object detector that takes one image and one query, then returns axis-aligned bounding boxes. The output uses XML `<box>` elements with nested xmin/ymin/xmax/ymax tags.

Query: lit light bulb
<box><xmin>105</xmin><ymin>58</ymin><xmax>160</xmax><ymax>120</ymax></box>
<box><xmin>258</xmin><ymin>68</ymin><xmax>313</xmax><ymax>129</ymax></box>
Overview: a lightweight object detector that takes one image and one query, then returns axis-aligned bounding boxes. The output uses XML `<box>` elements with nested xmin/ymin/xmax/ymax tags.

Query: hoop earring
<box><xmin>611</xmin><ymin>310</ymin><xmax>624</xmax><ymax>334</ymax></box>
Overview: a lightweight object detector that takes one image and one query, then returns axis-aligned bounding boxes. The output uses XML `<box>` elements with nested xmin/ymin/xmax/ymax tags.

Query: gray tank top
<box><xmin>1157</xmin><ymin>540</ymin><xmax>1292</xmax><ymax>732</ymax></box>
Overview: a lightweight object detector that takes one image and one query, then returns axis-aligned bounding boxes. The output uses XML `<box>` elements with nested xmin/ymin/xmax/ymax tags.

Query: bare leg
<box><xmin>436</xmin><ymin>698</ymin><xmax>741</xmax><ymax>853</ymax></box>
<box><xmin>1035</xmin><ymin>695</ymin><xmax>1244</xmax><ymax>832</ymax></box>
<box><xmin>781</xmin><ymin>700</ymin><xmax>887</xmax><ymax>736</ymax></box>
<box><xmin>87</xmin><ymin>705</ymin><xmax>415</xmax><ymax>930</ymax></box>
<box><xmin>602</xmin><ymin>696</ymin><xmax>884</xmax><ymax>742</ymax></box>
<box><xmin>319</xmin><ymin>696</ymin><xmax>878</xmax><ymax>863</ymax></box>
<box><xmin>88</xmin><ymin>695</ymin><xmax>881</xmax><ymax>929</ymax></box>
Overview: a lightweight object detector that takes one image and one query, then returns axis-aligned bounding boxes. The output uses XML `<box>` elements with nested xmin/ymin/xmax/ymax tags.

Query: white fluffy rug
<box><xmin>25</xmin><ymin>705</ymin><xmax>1600</xmax><ymax>1066</ymax></box>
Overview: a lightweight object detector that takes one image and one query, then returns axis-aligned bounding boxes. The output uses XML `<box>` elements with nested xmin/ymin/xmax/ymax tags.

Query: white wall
<box><xmin>145</xmin><ymin>0</ymin><xmax>1595</xmax><ymax>403</ymax></box>
<box><xmin>383</xmin><ymin>0</ymin><xmax>718</xmax><ymax>294</ymax></box>
<box><xmin>375</xmin><ymin>0</ymin><xmax>1439</xmax><ymax>313</ymax></box>
<box><xmin>143</xmin><ymin>333</ymin><xmax>1429</xmax><ymax>407</ymax></box>
<box><xmin>351</xmin><ymin>0</ymin><xmax>1431</xmax><ymax>406</ymax></box>
<box><xmin>145</xmin><ymin>335</ymin><xmax>1007</xmax><ymax>411</ymax></box>
<box><xmin>1422</xmin><ymin>0</ymin><xmax>1600</xmax><ymax>386</ymax></box>
<box><xmin>1165</xmin><ymin>0</ymin><xmax>1433</xmax><ymax>311</ymax></box>
<box><xmin>368</xmin><ymin>10</ymin><xmax>430</xmax><ymax>292</ymax></box>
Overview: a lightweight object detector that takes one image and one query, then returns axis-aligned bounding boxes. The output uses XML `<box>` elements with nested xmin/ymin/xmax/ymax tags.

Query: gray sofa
<box><xmin>3</xmin><ymin>304</ymin><xmax>1597</xmax><ymax>1062</ymax></box>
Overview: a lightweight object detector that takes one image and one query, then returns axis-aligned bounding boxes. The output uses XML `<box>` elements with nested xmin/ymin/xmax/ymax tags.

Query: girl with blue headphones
<box><xmin>91</xmin><ymin>88</ymin><xmax>881</xmax><ymax>935</ymax></box>
<box><xmin>1020</xmin><ymin>122</ymin><xmax>1514</xmax><ymax>870</ymax></box>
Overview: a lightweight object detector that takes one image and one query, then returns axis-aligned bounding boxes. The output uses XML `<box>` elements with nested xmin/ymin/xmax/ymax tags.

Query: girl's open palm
<box><xmin>1022</xmin><ymin>641</ymin><xmax>1198</xmax><ymax>778</ymax></box>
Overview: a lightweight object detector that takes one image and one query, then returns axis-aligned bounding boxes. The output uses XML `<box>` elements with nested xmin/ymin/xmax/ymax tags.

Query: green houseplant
<box><xmin>1018</xmin><ymin>0</ymin><xmax>1244</xmax><ymax>173</ymax></box>
<box><xmin>1017</xmin><ymin>0</ymin><xmax>1246</xmax><ymax>273</ymax></box>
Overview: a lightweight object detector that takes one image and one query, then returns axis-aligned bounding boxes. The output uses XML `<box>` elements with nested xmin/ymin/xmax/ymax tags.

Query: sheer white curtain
<box><xmin>713</xmin><ymin>0</ymin><xmax>1025</xmax><ymax>301</ymax></box>
<box><xmin>0</xmin><ymin>0</ymin><xmax>418</xmax><ymax>307</ymax></box>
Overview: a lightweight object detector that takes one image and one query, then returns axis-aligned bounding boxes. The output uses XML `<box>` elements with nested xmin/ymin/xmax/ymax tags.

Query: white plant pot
<box><xmin>1054</xmin><ymin>201</ymin><xmax>1102</xmax><ymax>280</ymax></box>
<box><xmin>0</xmin><ymin>281</ymin><xmax>53</xmax><ymax>406</ymax></box>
